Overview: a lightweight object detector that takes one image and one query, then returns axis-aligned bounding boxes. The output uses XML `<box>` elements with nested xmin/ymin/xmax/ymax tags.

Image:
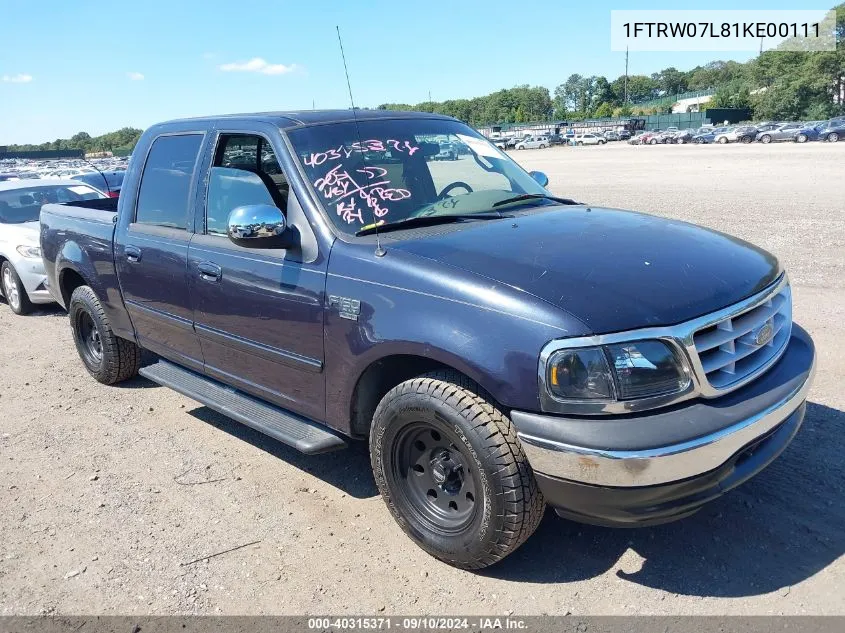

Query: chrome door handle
<box><xmin>197</xmin><ymin>261</ymin><xmax>222</xmax><ymax>282</ymax></box>
<box><xmin>125</xmin><ymin>245</ymin><xmax>142</xmax><ymax>263</ymax></box>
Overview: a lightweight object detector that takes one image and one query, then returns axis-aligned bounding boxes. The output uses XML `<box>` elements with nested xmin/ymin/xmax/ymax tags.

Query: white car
<box><xmin>574</xmin><ymin>133</ymin><xmax>607</xmax><ymax>146</ymax></box>
<box><xmin>514</xmin><ymin>136</ymin><xmax>549</xmax><ymax>150</ymax></box>
<box><xmin>0</xmin><ymin>179</ymin><xmax>105</xmax><ymax>314</ymax></box>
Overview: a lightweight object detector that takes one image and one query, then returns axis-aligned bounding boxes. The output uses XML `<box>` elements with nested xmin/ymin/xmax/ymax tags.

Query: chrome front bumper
<box><xmin>513</xmin><ymin>326</ymin><xmax>816</xmax><ymax>489</ymax></box>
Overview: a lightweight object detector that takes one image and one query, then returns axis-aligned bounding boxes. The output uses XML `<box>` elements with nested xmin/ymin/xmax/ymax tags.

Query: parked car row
<box><xmin>629</xmin><ymin>118</ymin><xmax>845</xmax><ymax>146</ymax></box>
<box><xmin>493</xmin><ymin>129</ymin><xmax>628</xmax><ymax>150</ymax></box>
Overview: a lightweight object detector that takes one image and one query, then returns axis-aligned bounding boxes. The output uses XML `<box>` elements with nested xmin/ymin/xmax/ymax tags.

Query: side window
<box><xmin>206</xmin><ymin>134</ymin><xmax>290</xmax><ymax>236</ymax></box>
<box><xmin>135</xmin><ymin>134</ymin><xmax>203</xmax><ymax>229</ymax></box>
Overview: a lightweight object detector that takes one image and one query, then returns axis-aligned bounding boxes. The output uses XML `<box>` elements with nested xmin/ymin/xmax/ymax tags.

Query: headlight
<box><xmin>16</xmin><ymin>245</ymin><xmax>41</xmax><ymax>259</ymax></box>
<box><xmin>546</xmin><ymin>339</ymin><xmax>691</xmax><ymax>403</ymax></box>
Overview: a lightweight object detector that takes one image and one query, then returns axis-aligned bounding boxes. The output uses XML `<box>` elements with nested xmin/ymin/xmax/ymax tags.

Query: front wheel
<box><xmin>828</xmin><ymin>132</ymin><xmax>839</xmax><ymax>143</ymax></box>
<box><xmin>370</xmin><ymin>371</ymin><xmax>545</xmax><ymax>569</ymax></box>
<box><xmin>760</xmin><ymin>135</ymin><xmax>772</xmax><ymax>144</ymax></box>
<box><xmin>741</xmin><ymin>135</ymin><xmax>753</xmax><ymax>144</ymax></box>
<box><xmin>1</xmin><ymin>261</ymin><xmax>33</xmax><ymax>315</ymax></box>
<box><xmin>718</xmin><ymin>137</ymin><xmax>728</xmax><ymax>144</ymax></box>
<box><xmin>796</xmin><ymin>134</ymin><xmax>808</xmax><ymax>143</ymax></box>
<box><xmin>69</xmin><ymin>285</ymin><xmax>141</xmax><ymax>384</ymax></box>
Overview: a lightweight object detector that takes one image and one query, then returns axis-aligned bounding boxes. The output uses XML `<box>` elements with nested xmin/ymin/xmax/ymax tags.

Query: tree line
<box><xmin>7</xmin><ymin>128</ymin><xmax>143</xmax><ymax>155</ymax></box>
<box><xmin>379</xmin><ymin>3</ymin><xmax>843</xmax><ymax>126</ymax></box>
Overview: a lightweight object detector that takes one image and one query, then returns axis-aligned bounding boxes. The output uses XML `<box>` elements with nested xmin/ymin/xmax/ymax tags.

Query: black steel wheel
<box><xmin>76</xmin><ymin>309</ymin><xmax>103</xmax><ymax>367</ymax></box>
<box><xmin>391</xmin><ymin>422</ymin><xmax>479</xmax><ymax>533</ymax></box>
<box><xmin>370</xmin><ymin>370</ymin><xmax>545</xmax><ymax>569</ymax></box>
<box><xmin>69</xmin><ymin>285</ymin><xmax>141</xmax><ymax>384</ymax></box>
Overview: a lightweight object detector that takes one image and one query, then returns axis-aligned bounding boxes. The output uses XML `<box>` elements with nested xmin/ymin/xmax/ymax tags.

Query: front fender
<box><xmin>323</xmin><ymin>244</ymin><xmax>590</xmax><ymax>432</ymax></box>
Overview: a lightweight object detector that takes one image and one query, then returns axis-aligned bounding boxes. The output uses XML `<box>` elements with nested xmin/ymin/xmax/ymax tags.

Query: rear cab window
<box><xmin>135</xmin><ymin>134</ymin><xmax>203</xmax><ymax>229</ymax></box>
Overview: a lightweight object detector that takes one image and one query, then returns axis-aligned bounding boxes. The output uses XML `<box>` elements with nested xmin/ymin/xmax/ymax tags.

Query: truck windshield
<box><xmin>286</xmin><ymin>118</ymin><xmax>550</xmax><ymax>235</ymax></box>
<box><xmin>0</xmin><ymin>184</ymin><xmax>105</xmax><ymax>224</ymax></box>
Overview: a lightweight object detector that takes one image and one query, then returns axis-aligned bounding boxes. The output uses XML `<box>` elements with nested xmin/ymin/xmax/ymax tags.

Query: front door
<box><xmin>187</xmin><ymin>131</ymin><xmax>327</xmax><ymax>421</ymax></box>
<box><xmin>115</xmin><ymin>132</ymin><xmax>206</xmax><ymax>371</ymax></box>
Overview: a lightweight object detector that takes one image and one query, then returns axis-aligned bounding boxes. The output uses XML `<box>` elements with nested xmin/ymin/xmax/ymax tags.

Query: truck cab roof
<box><xmin>156</xmin><ymin>109</ymin><xmax>457</xmax><ymax>131</ymax></box>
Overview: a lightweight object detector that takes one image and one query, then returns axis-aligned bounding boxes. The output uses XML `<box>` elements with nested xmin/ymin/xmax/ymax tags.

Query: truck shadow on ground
<box><xmin>187</xmin><ymin>405</ymin><xmax>378</xmax><ymax>499</ymax></box>
<box><xmin>486</xmin><ymin>401</ymin><xmax>845</xmax><ymax>596</ymax></box>
<box><xmin>185</xmin><ymin>399</ymin><xmax>843</xmax><ymax>596</ymax></box>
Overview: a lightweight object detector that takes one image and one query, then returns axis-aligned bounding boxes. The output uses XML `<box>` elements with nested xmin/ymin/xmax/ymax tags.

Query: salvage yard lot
<box><xmin>1</xmin><ymin>142</ymin><xmax>843</xmax><ymax>615</ymax></box>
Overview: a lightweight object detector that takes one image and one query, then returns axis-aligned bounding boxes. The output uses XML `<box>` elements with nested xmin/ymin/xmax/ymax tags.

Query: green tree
<box><xmin>594</xmin><ymin>102</ymin><xmax>614</xmax><ymax>118</ymax></box>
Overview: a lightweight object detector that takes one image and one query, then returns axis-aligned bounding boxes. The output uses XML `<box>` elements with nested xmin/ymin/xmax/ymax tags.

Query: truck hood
<box><xmin>1</xmin><ymin>221</ymin><xmax>40</xmax><ymax>246</ymax></box>
<box><xmin>393</xmin><ymin>206</ymin><xmax>780</xmax><ymax>334</ymax></box>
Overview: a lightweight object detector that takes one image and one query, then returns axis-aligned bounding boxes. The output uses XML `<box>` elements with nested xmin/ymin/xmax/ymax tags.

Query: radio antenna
<box><xmin>336</xmin><ymin>25</ymin><xmax>385</xmax><ymax>257</ymax></box>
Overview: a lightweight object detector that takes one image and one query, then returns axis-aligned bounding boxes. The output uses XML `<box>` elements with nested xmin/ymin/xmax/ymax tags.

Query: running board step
<box><xmin>139</xmin><ymin>360</ymin><xmax>347</xmax><ymax>454</ymax></box>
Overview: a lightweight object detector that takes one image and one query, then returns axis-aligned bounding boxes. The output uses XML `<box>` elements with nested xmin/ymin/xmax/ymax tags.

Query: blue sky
<box><xmin>0</xmin><ymin>0</ymin><xmax>825</xmax><ymax>144</ymax></box>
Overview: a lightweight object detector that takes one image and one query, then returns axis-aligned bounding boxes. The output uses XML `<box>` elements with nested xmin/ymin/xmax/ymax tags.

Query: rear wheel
<box><xmin>370</xmin><ymin>370</ymin><xmax>545</xmax><ymax>569</ymax></box>
<box><xmin>760</xmin><ymin>134</ymin><xmax>772</xmax><ymax>144</ymax></box>
<box><xmin>69</xmin><ymin>285</ymin><xmax>141</xmax><ymax>384</ymax></box>
<box><xmin>741</xmin><ymin>135</ymin><xmax>753</xmax><ymax>144</ymax></box>
<box><xmin>796</xmin><ymin>134</ymin><xmax>808</xmax><ymax>143</ymax></box>
<box><xmin>718</xmin><ymin>136</ymin><xmax>728</xmax><ymax>144</ymax></box>
<box><xmin>1</xmin><ymin>261</ymin><xmax>33</xmax><ymax>315</ymax></box>
<box><xmin>828</xmin><ymin>132</ymin><xmax>839</xmax><ymax>143</ymax></box>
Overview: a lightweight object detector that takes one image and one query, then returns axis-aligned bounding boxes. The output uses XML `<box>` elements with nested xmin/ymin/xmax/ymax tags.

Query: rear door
<box><xmin>115</xmin><ymin>132</ymin><xmax>207</xmax><ymax>371</ymax></box>
<box><xmin>187</xmin><ymin>127</ymin><xmax>327</xmax><ymax>421</ymax></box>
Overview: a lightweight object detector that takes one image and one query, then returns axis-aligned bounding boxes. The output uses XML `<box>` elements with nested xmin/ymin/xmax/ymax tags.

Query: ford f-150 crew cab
<box><xmin>40</xmin><ymin>110</ymin><xmax>816</xmax><ymax>569</ymax></box>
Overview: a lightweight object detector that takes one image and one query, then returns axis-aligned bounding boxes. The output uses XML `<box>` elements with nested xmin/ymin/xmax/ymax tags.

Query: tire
<box><xmin>68</xmin><ymin>285</ymin><xmax>141</xmax><ymax>384</ymax></box>
<box><xmin>649</xmin><ymin>139</ymin><xmax>657</xmax><ymax>145</ymax></box>
<box><xmin>796</xmin><ymin>134</ymin><xmax>808</xmax><ymax>143</ymax></box>
<box><xmin>677</xmin><ymin>137</ymin><xmax>685</xmax><ymax>144</ymax></box>
<box><xmin>741</xmin><ymin>136</ymin><xmax>752</xmax><ymax>144</ymax></box>
<box><xmin>369</xmin><ymin>370</ymin><xmax>545</xmax><ymax>570</ymax></box>
<box><xmin>718</xmin><ymin>136</ymin><xmax>728</xmax><ymax>144</ymax></box>
<box><xmin>577</xmin><ymin>141</ymin><xmax>583</xmax><ymax>146</ymax></box>
<box><xmin>1</xmin><ymin>261</ymin><xmax>34</xmax><ymax>315</ymax></box>
<box><xmin>695</xmin><ymin>138</ymin><xmax>704</xmax><ymax>144</ymax></box>
<box><xmin>539</xmin><ymin>144</ymin><xmax>546</xmax><ymax>149</ymax></box>
<box><xmin>760</xmin><ymin>135</ymin><xmax>772</xmax><ymax>144</ymax></box>
<box><xmin>829</xmin><ymin>132</ymin><xmax>839</xmax><ymax>143</ymax></box>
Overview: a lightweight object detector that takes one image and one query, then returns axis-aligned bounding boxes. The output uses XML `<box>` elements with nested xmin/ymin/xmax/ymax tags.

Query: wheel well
<box><xmin>59</xmin><ymin>269</ymin><xmax>87</xmax><ymax>306</ymax></box>
<box><xmin>350</xmin><ymin>355</ymin><xmax>474</xmax><ymax>438</ymax></box>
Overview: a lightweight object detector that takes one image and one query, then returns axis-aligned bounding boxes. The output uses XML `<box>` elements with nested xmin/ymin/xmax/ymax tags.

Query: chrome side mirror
<box><xmin>529</xmin><ymin>171</ymin><xmax>549</xmax><ymax>188</ymax></box>
<box><xmin>227</xmin><ymin>204</ymin><xmax>294</xmax><ymax>248</ymax></box>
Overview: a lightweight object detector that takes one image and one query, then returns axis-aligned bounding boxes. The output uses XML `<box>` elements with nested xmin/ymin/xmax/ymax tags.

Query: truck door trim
<box><xmin>194</xmin><ymin>323</ymin><xmax>323</xmax><ymax>372</ymax></box>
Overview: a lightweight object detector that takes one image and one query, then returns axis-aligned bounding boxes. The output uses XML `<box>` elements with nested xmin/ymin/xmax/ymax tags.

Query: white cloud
<box><xmin>2</xmin><ymin>74</ymin><xmax>33</xmax><ymax>83</ymax></box>
<box><xmin>127</xmin><ymin>72</ymin><xmax>145</xmax><ymax>81</ymax></box>
<box><xmin>219</xmin><ymin>57</ymin><xmax>297</xmax><ymax>75</ymax></box>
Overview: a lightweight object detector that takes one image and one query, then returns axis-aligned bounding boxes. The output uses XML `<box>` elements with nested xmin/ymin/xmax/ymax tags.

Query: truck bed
<box><xmin>41</xmin><ymin>197</ymin><xmax>119</xmax><ymax>224</ymax></box>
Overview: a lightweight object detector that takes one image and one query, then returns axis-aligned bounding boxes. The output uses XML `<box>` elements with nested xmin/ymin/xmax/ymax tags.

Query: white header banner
<box><xmin>610</xmin><ymin>9</ymin><xmax>837</xmax><ymax>52</ymax></box>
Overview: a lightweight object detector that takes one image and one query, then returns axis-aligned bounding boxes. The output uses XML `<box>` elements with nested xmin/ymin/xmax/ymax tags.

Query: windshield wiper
<box><xmin>492</xmin><ymin>193</ymin><xmax>580</xmax><ymax>208</ymax></box>
<box><xmin>355</xmin><ymin>213</ymin><xmax>506</xmax><ymax>237</ymax></box>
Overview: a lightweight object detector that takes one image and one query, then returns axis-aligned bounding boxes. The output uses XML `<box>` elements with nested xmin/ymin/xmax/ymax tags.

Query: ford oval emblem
<box><xmin>754</xmin><ymin>322</ymin><xmax>774</xmax><ymax>346</ymax></box>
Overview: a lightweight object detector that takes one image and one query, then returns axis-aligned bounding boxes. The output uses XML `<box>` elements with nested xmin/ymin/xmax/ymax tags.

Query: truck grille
<box><xmin>692</xmin><ymin>283</ymin><xmax>792</xmax><ymax>390</ymax></box>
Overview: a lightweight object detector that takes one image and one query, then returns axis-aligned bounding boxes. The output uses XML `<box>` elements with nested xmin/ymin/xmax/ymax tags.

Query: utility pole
<box><xmin>624</xmin><ymin>46</ymin><xmax>629</xmax><ymax>103</ymax></box>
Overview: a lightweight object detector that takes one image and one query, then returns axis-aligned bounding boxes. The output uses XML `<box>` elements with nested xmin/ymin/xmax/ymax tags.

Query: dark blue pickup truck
<box><xmin>40</xmin><ymin>110</ymin><xmax>815</xmax><ymax>569</ymax></box>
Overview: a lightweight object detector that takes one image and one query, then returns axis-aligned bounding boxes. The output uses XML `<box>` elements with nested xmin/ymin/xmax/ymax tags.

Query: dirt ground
<box><xmin>1</xmin><ymin>141</ymin><xmax>843</xmax><ymax>615</ymax></box>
